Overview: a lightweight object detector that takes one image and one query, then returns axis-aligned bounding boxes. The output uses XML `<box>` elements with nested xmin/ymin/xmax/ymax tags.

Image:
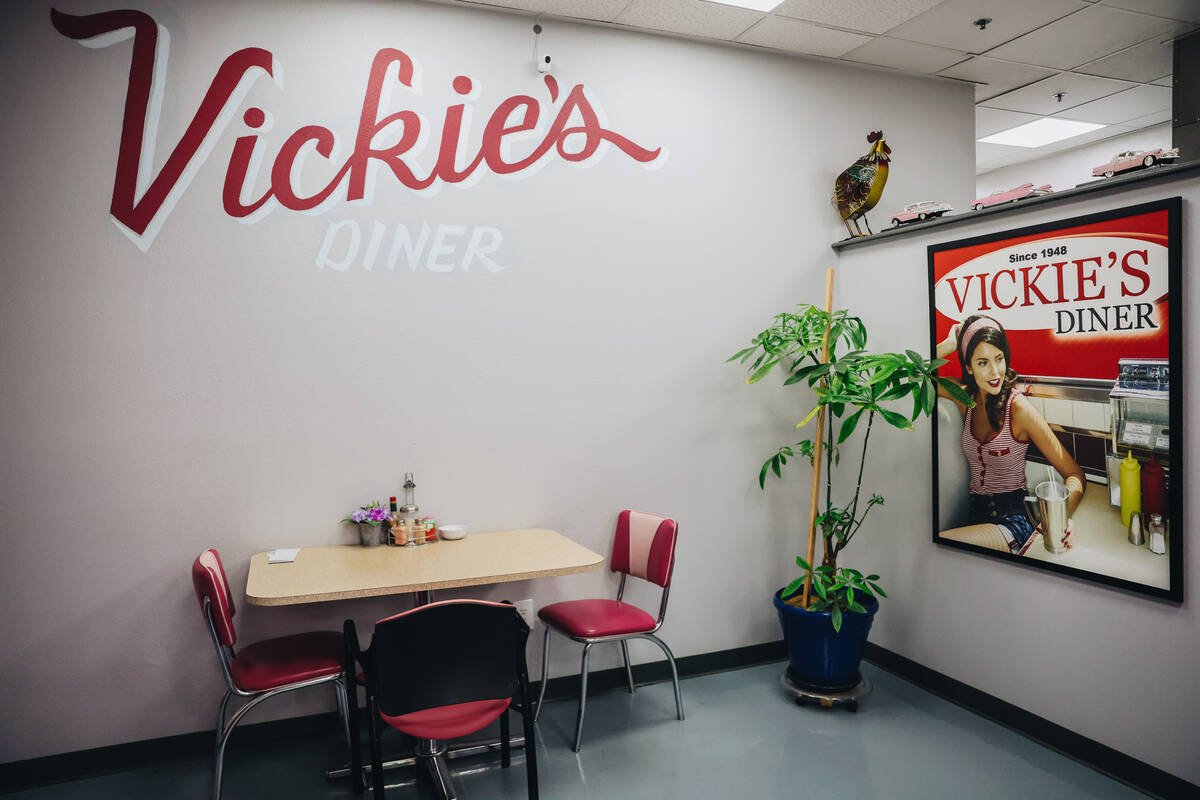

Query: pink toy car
<box><xmin>971</xmin><ymin>183</ymin><xmax>1052</xmax><ymax>211</ymax></box>
<box><xmin>1092</xmin><ymin>148</ymin><xmax>1179</xmax><ymax>178</ymax></box>
<box><xmin>890</xmin><ymin>200</ymin><xmax>952</xmax><ymax>226</ymax></box>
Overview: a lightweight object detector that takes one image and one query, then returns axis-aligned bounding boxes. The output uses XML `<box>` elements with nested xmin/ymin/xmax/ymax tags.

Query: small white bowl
<box><xmin>439</xmin><ymin>524</ymin><xmax>469</xmax><ymax>540</ymax></box>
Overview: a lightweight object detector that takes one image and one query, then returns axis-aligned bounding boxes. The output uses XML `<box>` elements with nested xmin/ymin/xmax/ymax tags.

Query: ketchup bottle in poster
<box><xmin>1140</xmin><ymin>455</ymin><xmax>1166</xmax><ymax>519</ymax></box>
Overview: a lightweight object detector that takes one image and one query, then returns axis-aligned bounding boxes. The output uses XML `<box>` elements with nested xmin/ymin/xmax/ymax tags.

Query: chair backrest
<box><xmin>192</xmin><ymin>549</ymin><xmax>237</xmax><ymax>647</ymax></box>
<box><xmin>610</xmin><ymin>510</ymin><xmax>678</xmax><ymax>588</ymax></box>
<box><xmin>366</xmin><ymin>600</ymin><xmax>530</xmax><ymax>718</ymax></box>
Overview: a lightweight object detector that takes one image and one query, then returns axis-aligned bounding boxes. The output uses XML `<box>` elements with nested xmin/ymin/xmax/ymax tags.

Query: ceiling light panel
<box><xmin>979</xmin><ymin>118</ymin><xmax>1107</xmax><ymax>147</ymax></box>
<box><xmin>773</xmin><ymin>0</ymin><xmax>942</xmax><ymax>36</ymax></box>
<box><xmin>616</xmin><ymin>0</ymin><xmax>764</xmax><ymax>39</ymax></box>
<box><xmin>737</xmin><ymin>15</ymin><xmax>873</xmax><ymax>57</ymax></box>
<box><xmin>485</xmin><ymin>0</ymin><xmax>631</xmax><ymax>20</ymax></box>
<box><xmin>985</xmin><ymin>4</ymin><xmax>1190</xmax><ymax>71</ymax></box>
<box><xmin>705</xmin><ymin>0</ymin><xmax>782</xmax><ymax>10</ymax></box>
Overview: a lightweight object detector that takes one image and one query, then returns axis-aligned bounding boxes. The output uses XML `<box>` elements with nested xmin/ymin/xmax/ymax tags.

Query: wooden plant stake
<box><xmin>800</xmin><ymin>268</ymin><xmax>835</xmax><ymax>609</ymax></box>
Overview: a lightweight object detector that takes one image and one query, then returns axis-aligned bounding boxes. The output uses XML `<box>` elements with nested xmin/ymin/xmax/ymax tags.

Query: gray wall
<box><xmin>0</xmin><ymin>0</ymin><xmax>973</xmax><ymax>761</ymax></box>
<box><xmin>836</xmin><ymin>175</ymin><xmax>1200</xmax><ymax>784</ymax></box>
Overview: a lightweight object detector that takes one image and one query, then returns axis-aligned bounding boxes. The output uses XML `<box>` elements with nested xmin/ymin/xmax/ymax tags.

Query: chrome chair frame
<box><xmin>202</xmin><ymin>597</ymin><xmax>350</xmax><ymax>800</ymax></box>
<box><xmin>533</xmin><ymin>573</ymin><xmax>684</xmax><ymax>751</ymax></box>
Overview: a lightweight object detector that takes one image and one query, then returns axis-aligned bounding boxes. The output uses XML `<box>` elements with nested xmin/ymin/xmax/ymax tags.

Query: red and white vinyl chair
<box><xmin>191</xmin><ymin>549</ymin><xmax>350</xmax><ymax>800</ymax></box>
<box><xmin>533</xmin><ymin>510</ymin><xmax>683</xmax><ymax>751</ymax></box>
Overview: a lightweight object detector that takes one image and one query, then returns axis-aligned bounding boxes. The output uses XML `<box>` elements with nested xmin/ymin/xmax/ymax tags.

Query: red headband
<box><xmin>959</xmin><ymin>317</ymin><xmax>1001</xmax><ymax>360</ymax></box>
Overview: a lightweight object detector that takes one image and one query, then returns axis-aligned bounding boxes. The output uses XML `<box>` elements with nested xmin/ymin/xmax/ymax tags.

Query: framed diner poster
<box><xmin>928</xmin><ymin>198</ymin><xmax>1182</xmax><ymax>601</ymax></box>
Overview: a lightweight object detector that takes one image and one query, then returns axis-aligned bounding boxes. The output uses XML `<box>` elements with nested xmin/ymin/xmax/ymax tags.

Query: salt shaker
<box><xmin>1128</xmin><ymin>512</ymin><xmax>1144</xmax><ymax>546</ymax></box>
<box><xmin>1148</xmin><ymin>514</ymin><xmax>1166</xmax><ymax>555</ymax></box>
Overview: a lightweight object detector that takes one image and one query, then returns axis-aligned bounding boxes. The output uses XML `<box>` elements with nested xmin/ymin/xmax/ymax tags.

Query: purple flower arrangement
<box><xmin>343</xmin><ymin>501</ymin><xmax>391</xmax><ymax>526</ymax></box>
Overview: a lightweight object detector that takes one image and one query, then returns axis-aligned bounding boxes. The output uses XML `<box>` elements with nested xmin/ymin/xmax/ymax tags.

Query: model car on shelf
<box><xmin>1091</xmin><ymin>147</ymin><xmax>1180</xmax><ymax>178</ymax></box>
<box><xmin>889</xmin><ymin>200</ymin><xmax>953</xmax><ymax>226</ymax></box>
<box><xmin>971</xmin><ymin>183</ymin><xmax>1052</xmax><ymax>211</ymax></box>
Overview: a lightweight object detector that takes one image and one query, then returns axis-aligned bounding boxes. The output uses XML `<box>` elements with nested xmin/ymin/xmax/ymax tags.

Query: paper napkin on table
<box><xmin>268</xmin><ymin>548</ymin><xmax>300</xmax><ymax>564</ymax></box>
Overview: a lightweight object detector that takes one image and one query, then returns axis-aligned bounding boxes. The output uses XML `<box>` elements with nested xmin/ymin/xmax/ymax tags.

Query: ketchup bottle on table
<box><xmin>1140</xmin><ymin>455</ymin><xmax>1166</xmax><ymax>519</ymax></box>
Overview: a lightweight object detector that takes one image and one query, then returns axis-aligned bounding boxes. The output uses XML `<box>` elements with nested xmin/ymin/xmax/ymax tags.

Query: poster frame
<box><xmin>927</xmin><ymin>197</ymin><xmax>1182</xmax><ymax>602</ymax></box>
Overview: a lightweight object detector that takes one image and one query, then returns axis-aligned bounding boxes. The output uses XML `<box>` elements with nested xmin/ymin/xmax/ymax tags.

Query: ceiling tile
<box><xmin>773</xmin><ymin>0</ymin><xmax>943</xmax><ymax>36</ymax></box>
<box><xmin>1117</xmin><ymin>108</ymin><xmax>1173</xmax><ymax>129</ymax></box>
<box><xmin>1151</xmin><ymin>74</ymin><xmax>1174</xmax><ymax>86</ymax></box>
<box><xmin>937</xmin><ymin>56</ymin><xmax>1058</xmax><ymax>102</ymax></box>
<box><xmin>615</xmin><ymin>0</ymin><xmax>762</xmax><ymax>40</ymax></box>
<box><xmin>985</xmin><ymin>4</ymin><xmax>1187</xmax><ymax>70</ymax></box>
<box><xmin>1099</xmin><ymin>0</ymin><xmax>1200</xmax><ymax>24</ymax></box>
<box><xmin>887</xmin><ymin>0</ymin><xmax>1087</xmax><ymax>53</ymax></box>
<box><xmin>472</xmin><ymin>0</ymin><xmax>632</xmax><ymax>21</ymax></box>
<box><xmin>976</xmin><ymin>107</ymin><xmax>1041</xmax><ymax>137</ymax></box>
<box><xmin>1051</xmin><ymin>83</ymin><xmax>1173</xmax><ymax>124</ymax></box>
<box><xmin>1073</xmin><ymin>38</ymin><xmax>1176</xmax><ymax>82</ymax></box>
<box><xmin>736</xmin><ymin>15</ymin><xmax>873</xmax><ymax>56</ymax></box>
<box><xmin>981</xmin><ymin>72</ymin><xmax>1136</xmax><ymax>115</ymax></box>
<box><xmin>841</xmin><ymin>35</ymin><xmax>967</xmax><ymax>73</ymax></box>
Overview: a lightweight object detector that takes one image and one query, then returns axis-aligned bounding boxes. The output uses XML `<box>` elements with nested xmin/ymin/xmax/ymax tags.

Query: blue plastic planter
<box><xmin>773</xmin><ymin>588</ymin><xmax>878</xmax><ymax>692</ymax></box>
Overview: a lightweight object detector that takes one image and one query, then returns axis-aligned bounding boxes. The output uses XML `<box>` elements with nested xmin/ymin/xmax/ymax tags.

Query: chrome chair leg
<box><xmin>424</xmin><ymin>749</ymin><xmax>459</xmax><ymax>800</ymax></box>
<box><xmin>333</xmin><ymin>678</ymin><xmax>352</xmax><ymax>759</ymax></box>
<box><xmin>533</xmin><ymin>627</ymin><xmax>551</xmax><ymax>722</ymax></box>
<box><xmin>645</xmin><ymin>634</ymin><xmax>684</xmax><ymax>721</ymax></box>
<box><xmin>620</xmin><ymin>640</ymin><xmax>636</xmax><ymax>694</ymax></box>
<box><xmin>572</xmin><ymin>643</ymin><xmax>593</xmax><ymax>752</ymax></box>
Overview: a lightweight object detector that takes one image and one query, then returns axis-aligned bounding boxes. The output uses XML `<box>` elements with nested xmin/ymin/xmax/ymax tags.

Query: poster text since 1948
<box><xmin>51</xmin><ymin>8</ymin><xmax>665</xmax><ymax>273</ymax></box>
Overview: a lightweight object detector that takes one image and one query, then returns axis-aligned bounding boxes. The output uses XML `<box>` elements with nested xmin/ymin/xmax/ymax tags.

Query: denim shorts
<box><xmin>968</xmin><ymin>488</ymin><xmax>1036</xmax><ymax>554</ymax></box>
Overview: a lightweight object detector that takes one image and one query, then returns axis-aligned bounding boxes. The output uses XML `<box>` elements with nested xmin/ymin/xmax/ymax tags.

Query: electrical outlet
<box><xmin>514</xmin><ymin>598</ymin><xmax>535</xmax><ymax>628</ymax></box>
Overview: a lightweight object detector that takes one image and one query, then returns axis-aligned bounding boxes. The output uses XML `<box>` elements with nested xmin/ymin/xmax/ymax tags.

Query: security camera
<box><xmin>537</xmin><ymin>54</ymin><xmax>552</xmax><ymax>74</ymax></box>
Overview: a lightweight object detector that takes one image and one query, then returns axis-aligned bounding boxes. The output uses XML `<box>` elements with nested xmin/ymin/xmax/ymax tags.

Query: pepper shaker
<box><xmin>1128</xmin><ymin>512</ymin><xmax>1144</xmax><ymax>546</ymax></box>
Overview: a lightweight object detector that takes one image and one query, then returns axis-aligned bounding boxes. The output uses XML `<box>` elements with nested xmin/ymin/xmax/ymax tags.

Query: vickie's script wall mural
<box><xmin>51</xmin><ymin>8</ymin><xmax>666</xmax><ymax>272</ymax></box>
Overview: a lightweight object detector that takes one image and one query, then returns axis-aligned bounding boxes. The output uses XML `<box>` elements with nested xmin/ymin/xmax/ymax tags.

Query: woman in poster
<box><xmin>937</xmin><ymin>314</ymin><xmax>1086</xmax><ymax>555</ymax></box>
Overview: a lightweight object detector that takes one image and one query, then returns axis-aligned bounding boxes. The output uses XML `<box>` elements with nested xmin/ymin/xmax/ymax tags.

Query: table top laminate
<box><xmin>245</xmin><ymin>527</ymin><xmax>605</xmax><ymax>606</ymax></box>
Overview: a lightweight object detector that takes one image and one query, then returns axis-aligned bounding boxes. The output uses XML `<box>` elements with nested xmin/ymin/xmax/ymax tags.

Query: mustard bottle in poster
<box><xmin>1120</xmin><ymin>450</ymin><xmax>1142</xmax><ymax>526</ymax></box>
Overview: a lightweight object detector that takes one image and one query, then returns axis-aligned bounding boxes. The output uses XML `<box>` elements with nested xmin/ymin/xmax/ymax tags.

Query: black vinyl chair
<box><xmin>344</xmin><ymin>600</ymin><xmax>538</xmax><ymax>800</ymax></box>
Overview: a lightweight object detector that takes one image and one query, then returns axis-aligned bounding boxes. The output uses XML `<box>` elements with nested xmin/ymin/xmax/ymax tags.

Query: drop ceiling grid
<box><xmin>430</xmin><ymin>0</ymin><xmax>1193</xmax><ymax>173</ymax></box>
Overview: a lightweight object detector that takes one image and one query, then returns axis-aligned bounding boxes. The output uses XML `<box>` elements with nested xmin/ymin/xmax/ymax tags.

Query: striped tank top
<box><xmin>961</xmin><ymin>388</ymin><xmax>1028</xmax><ymax>494</ymax></box>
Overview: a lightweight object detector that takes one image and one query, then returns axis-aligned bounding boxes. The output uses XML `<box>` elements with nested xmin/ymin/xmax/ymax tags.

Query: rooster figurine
<box><xmin>832</xmin><ymin>131</ymin><xmax>891</xmax><ymax>238</ymax></box>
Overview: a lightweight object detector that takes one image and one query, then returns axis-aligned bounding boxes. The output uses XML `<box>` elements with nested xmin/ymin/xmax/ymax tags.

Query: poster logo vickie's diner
<box><xmin>932</xmin><ymin>209</ymin><xmax>1170</xmax><ymax>381</ymax></box>
<box><xmin>51</xmin><ymin>8</ymin><xmax>665</xmax><ymax>254</ymax></box>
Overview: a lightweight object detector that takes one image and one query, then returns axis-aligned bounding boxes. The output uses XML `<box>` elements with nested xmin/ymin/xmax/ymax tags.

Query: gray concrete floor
<box><xmin>10</xmin><ymin>661</ymin><xmax>1147</xmax><ymax>799</ymax></box>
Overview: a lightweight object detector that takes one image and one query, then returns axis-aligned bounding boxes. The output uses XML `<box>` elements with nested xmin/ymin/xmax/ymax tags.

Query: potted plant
<box><xmin>343</xmin><ymin>501</ymin><xmax>390</xmax><ymax>547</ymax></box>
<box><xmin>730</xmin><ymin>302</ymin><xmax>970</xmax><ymax>692</ymax></box>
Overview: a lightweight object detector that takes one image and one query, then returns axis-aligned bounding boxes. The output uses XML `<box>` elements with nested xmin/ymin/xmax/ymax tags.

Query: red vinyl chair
<box><xmin>191</xmin><ymin>549</ymin><xmax>350</xmax><ymax>800</ymax></box>
<box><xmin>533</xmin><ymin>510</ymin><xmax>683</xmax><ymax>751</ymax></box>
<box><xmin>344</xmin><ymin>600</ymin><xmax>538</xmax><ymax>800</ymax></box>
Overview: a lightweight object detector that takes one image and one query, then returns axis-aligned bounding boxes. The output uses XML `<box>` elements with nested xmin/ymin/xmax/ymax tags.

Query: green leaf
<box><xmin>771</xmin><ymin>455</ymin><xmax>782</xmax><ymax>479</ymax></box>
<box><xmin>846</xmin><ymin>586</ymin><xmax>855</xmax><ymax>606</ymax></box>
<box><xmin>747</xmin><ymin>358</ymin><xmax>779</xmax><ymax>384</ymax></box>
<box><xmin>814</xmin><ymin>580</ymin><xmax>828</xmax><ymax>601</ymax></box>
<box><xmin>877</xmin><ymin>407</ymin><xmax>913</xmax><ymax>430</ymax></box>
<box><xmin>937</xmin><ymin>376</ymin><xmax>974</xmax><ymax>406</ymax></box>
<box><xmin>758</xmin><ymin>460</ymin><xmax>769</xmax><ymax>490</ymax></box>
<box><xmin>794</xmin><ymin>405</ymin><xmax>821</xmax><ymax>428</ymax></box>
<box><xmin>921</xmin><ymin>378</ymin><xmax>936</xmax><ymax>416</ymax></box>
<box><xmin>868</xmin><ymin>582</ymin><xmax>888</xmax><ymax>598</ymax></box>
<box><xmin>830</xmin><ymin>605</ymin><xmax>843</xmax><ymax>633</ymax></box>
<box><xmin>905</xmin><ymin>349</ymin><xmax>924</xmax><ymax>364</ymax></box>
<box><xmin>782</xmin><ymin>577</ymin><xmax>804</xmax><ymax>598</ymax></box>
<box><xmin>726</xmin><ymin>346</ymin><xmax>755</xmax><ymax>363</ymax></box>
<box><xmin>847</xmin><ymin>600</ymin><xmax>867</xmax><ymax>614</ymax></box>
